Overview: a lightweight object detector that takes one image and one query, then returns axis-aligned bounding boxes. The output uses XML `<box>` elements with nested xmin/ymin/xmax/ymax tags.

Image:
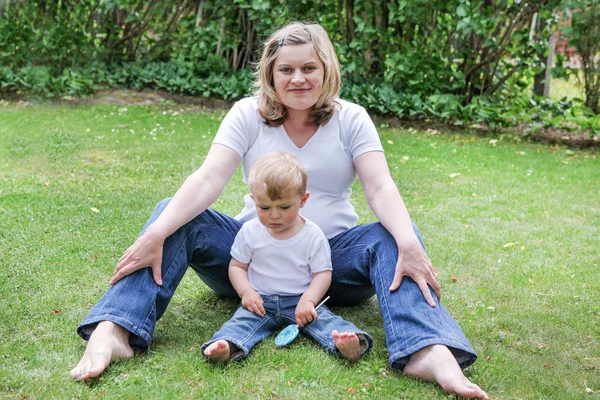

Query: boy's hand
<box><xmin>241</xmin><ymin>289</ymin><xmax>265</xmax><ymax>317</ymax></box>
<box><xmin>295</xmin><ymin>299</ymin><xmax>318</xmax><ymax>327</ymax></box>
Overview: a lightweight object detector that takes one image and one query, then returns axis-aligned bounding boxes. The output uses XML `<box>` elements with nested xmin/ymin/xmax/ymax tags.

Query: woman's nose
<box><xmin>291</xmin><ymin>70</ymin><xmax>305</xmax><ymax>84</ymax></box>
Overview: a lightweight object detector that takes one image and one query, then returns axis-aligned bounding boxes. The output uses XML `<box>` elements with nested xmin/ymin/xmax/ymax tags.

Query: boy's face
<box><xmin>251</xmin><ymin>188</ymin><xmax>309</xmax><ymax>235</ymax></box>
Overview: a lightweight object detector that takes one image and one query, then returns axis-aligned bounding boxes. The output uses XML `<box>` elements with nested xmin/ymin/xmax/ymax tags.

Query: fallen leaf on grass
<box><xmin>538</xmin><ymin>343</ymin><xmax>548</xmax><ymax>349</ymax></box>
<box><xmin>450</xmin><ymin>276</ymin><xmax>458</xmax><ymax>282</ymax></box>
<box><xmin>44</xmin><ymin>181</ymin><xmax>50</xmax><ymax>187</ymax></box>
<box><xmin>347</xmin><ymin>387</ymin><xmax>356</xmax><ymax>394</ymax></box>
<box><xmin>51</xmin><ymin>309</ymin><xmax>60</xmax><ymax>315</ymax></box>
<box><xmin>503</xmin><ymin>242</ymin><xmax>519</xmax><ymax>248</ymax></box>
<box><xmin>90</xmin><ymin>207</ymin><xmax>100</xmax><ymax>213</ymax></box>
<box><xmin>387</xmin><ymin>140</ymin><xmax>394</xmax><ymax>145</ymax></box>
<box><xmin>585</xmin><ymin>380</ymin><xmax>595</xmax><ymax>394</ymax></box>
<box><xmin>449</xmin><ymin>173</ymin><xmax>461</xmax><ymax>178</ymax></box>
<box><xmin>489</xmin><ymin>139</ymin><xmax>498</xmax><ymax>146</ymax></box>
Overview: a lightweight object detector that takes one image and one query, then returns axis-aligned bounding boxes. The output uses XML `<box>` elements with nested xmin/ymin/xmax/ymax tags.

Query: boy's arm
<box><xmin>295</xmin><ymin>270</ymin><xmax>332</xmax><ymax>327</ymax></box>
<box><xmin>229</xmin><ymin>258</ymin><xmax>265</xmax><ymax>317</ymax></box>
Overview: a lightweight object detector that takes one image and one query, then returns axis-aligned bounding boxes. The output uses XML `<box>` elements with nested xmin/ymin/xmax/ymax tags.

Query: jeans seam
<box><xmin>144</xmin><ymin>222</ymin><xmax>204</xmax><ymax>332</ymax></box>
<box><xmin>371</xmin><ymin>245</ymin><xmax>399</xmax><ymax>351</ymax></box>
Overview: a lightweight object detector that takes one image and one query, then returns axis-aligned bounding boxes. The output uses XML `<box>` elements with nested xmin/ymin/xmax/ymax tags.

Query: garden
<box><xmin>1</xmin><ymin>1</ymin><xmax>599</xmax><ymax>399</ymax></box>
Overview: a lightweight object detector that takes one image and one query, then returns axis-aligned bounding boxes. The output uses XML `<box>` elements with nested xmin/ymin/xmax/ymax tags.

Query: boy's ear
<box><xmin>300</xmin><ymin>192</ymin><xmax>310</xmax><ymax>207</ymax></box>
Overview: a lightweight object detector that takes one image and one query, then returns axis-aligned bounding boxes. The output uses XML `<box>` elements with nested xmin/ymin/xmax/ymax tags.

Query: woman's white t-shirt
<box><xmin>212</xmin><ymin>97</ymin><xmax>383</xmax><ymax>239</ymax></box>
<box><xmin>230</xmin><ymin>218</ymin><xmax>332</xmax><ymax>296</ymax></box>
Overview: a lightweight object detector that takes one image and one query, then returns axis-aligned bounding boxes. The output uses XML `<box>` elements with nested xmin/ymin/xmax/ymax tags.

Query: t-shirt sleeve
<box><xmin>307</xmin><ymin>235</ymin><xmax>333</xmax><ymax>274</ymax></box>
<box><xmin>212</xmin><ymin>98</ymin><xmax>259</xmax><ymax>158</ymax></box>
<box><xmin>230</xmin><ymin>224</ymin><xmax>252</xmax><ymax>264</ymax></box>
<box><xmin>342</xmin><ymin>103</ymin><xmax>384</xmax><ymax>160</ymax></box>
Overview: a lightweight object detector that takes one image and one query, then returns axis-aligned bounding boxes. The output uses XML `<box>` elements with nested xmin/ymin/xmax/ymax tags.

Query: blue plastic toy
<box><xmin>275</xmin><ymin>296</ymin><xmax>330</xmax><ymax>347</ymax></box>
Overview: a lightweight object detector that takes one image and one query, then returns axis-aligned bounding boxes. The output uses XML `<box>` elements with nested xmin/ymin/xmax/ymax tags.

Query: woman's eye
<box><xmin>279</xmin><ymin>67</ymin><xmax>291</xmax><ymax>73</ymax></box>
<box><xmin>303</xmin><ymin>66</ymin><xmax>315</xmax><ymax>72</ymax></box>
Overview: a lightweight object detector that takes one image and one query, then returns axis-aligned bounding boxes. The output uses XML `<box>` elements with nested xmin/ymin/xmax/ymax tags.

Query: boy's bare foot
<box><xmin>70</xmin><ymin>321</ymin><xmax>134</xmax><ymax>381</ymax></box>
<box><xmin>203</xmin><ymin>340</ymin><xmax>231</xmax><ymax>362</ymax></box>
<box><xmin>403</xmin><ymin>344</ymin><xmax>488</xmax><ymax>399</ymax></box>
<box><xmin>332</xmin><ymin>330</ymin><xmax>361</xmax><ymax>361</ymax></box>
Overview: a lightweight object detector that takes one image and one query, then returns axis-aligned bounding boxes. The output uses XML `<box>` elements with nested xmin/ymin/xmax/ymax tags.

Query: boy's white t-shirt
<box><xmin>230</xmin><ymin>218</ymin><xmax>332</xmax><ymax>296</ymax></box>
<box><xmin>212</xmin><ymin>97</ymin><xmax>383</xmax><ymax>239</ymax></box>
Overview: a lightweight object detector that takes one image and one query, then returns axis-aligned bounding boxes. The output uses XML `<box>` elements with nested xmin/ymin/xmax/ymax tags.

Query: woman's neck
<box><xmin>285</xmin><ymin>108</ymin><xmax>313</xmax><ymax>127</ymax></box>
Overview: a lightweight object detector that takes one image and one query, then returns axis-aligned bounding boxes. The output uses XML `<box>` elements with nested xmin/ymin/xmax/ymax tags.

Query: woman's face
<box><xmin>272</xmin><ymin>43</ymin><xmax>324</xmax><ymax>113</ymax></box>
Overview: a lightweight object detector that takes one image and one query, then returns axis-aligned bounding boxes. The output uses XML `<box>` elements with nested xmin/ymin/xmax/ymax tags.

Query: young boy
<box><xmin>202</xmin><ymin>151</ymin><xmax>372</xmax><ymax>362</ymax></box>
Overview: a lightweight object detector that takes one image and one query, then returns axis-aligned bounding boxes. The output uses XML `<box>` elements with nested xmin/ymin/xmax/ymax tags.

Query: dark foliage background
<box><xmin>0</xmin><ymin>0</ymin><xmax>598</xmax><ymax>135</ymax></box>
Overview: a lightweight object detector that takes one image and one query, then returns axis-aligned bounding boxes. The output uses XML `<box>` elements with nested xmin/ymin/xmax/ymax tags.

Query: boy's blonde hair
<box><xmin>248</xmin><ymin>152</ymin><xmax>307</xmax><ymax>200</ymax></box>
<box><xmin>253</xmin><ymin>21</ymin><xmax>341</xmax><ymax>127</ymax></box>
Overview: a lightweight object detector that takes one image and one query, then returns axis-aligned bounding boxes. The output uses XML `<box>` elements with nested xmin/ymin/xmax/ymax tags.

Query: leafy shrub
<box><xmin>0</xmin><ymin>0</ymin><xmax>598</xmax><ymax>137</ymax></box>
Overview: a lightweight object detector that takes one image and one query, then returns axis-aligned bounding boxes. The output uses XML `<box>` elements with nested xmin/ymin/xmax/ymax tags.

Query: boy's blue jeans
<box><xmin>78</xmin><ymin>198</ymin><xmax>477</xmax><ymax>371</ymax></box>
<box><xmin>201</xmin><ymin>294</ymin><xmax>373</xmax><ymax>360</ymax></box>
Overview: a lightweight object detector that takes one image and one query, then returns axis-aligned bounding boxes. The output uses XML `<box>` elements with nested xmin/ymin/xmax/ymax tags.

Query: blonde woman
<box><xmin>71</xmin><ymin>21</ymin><xmax>487</xmax><ymax>399</ymax></box>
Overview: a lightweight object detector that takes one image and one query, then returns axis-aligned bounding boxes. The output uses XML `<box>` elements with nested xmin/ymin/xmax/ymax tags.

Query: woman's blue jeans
<box><xmin>78</xmin><ymin>198</ymin><xmax>477</xmax><ymax>371</ymax></box>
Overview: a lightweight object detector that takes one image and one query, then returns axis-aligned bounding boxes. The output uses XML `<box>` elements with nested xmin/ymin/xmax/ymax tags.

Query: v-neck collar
<box><xmin>281</xmin><ymin>124</ymin><xmax>322</xmax><ymax>150</ymax></box>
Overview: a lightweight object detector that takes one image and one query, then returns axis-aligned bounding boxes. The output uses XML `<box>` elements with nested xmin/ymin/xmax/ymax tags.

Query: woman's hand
<box><xmin>110</xmin><ymin>228</ymin><xmax>165</xmax><ymax>286</ymax></box>
<box><xmin>389</xmin><ymin>239</ymin><xmax>441</xmax><ymax>307</ymax></box>
<box><xmin>295</xmin><ymin>299</ymin><xmax>318</xmax><ymax>327</ymax></box>
<box><xmin>241</xmin><ymin>289</ymin><xmax>265</xmax><ymax>317</ymax></box>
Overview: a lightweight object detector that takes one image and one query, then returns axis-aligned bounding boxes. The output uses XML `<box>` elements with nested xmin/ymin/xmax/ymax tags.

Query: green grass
<box><xmin>1</xmin><ymin>103</ymin><xmax>599</xmax><ymax>399</ymax></box>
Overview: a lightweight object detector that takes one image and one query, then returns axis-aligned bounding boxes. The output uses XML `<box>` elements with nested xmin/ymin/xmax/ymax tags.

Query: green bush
<box><xmin>0</xmin><ymin>0</ymin><xmax>598</xmax><ymax>137</ymax></box>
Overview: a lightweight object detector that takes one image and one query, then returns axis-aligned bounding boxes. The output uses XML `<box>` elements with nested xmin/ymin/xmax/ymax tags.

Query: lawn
<box><xmin>0</xmin><ymin>101</ymin><xmax>599</xmax><ymax>399</ymax></box>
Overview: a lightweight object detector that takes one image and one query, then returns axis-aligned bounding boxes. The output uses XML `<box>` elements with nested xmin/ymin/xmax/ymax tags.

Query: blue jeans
<box><xmin>78</xmin><ymin>198</ymin><xmax>477</xmax><ymax>371</ymax></box>
<box><xmin>201</xmin><ymin>294</ymin><xmax>373</xmax><ymax>360</ymax></box>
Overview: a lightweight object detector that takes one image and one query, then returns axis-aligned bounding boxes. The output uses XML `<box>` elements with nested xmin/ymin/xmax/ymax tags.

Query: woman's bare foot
<box><xmin>332</xmin><ymin>330</ymin><xmax>361</xmax><ymax>361</ymax></box>
<box><xmin>403</xmin><ymin>344</ymin><xmax>488</xmax><ymax>399</ymax></box>
<box><xmin>203</xmin><ymin>340</ymin><xmax>231</xmax><ymax>362</ymax></box>
<box><xmin>70</xmin><ymin>321</ymin><xmax>134</xmax><ymax>381</ymax></box>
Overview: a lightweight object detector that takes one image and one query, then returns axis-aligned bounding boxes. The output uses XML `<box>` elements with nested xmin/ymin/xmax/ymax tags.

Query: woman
<box><xmin>70</xmin><ymin>22</ymin><xmax>487</xmax><ymax>399</ymax></box>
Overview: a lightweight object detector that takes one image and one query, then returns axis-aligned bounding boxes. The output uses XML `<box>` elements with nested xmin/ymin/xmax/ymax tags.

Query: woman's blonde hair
<box><xmin>248</xmin><ymin>152</ymin><xmax>307</xmax><ymax>200</ymax></box>
<box><xmin>253</xmin><ymin>21</ymin><xmax>341</xmax><ymax>127</ymax></box>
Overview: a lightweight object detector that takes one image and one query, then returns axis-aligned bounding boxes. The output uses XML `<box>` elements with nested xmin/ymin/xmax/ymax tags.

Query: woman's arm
<box><xmin>110</xmin><ymin>144</ymin><xmax>241</xmax><ymax>285</ymax></box>
<box><xmin>354</xmin><ymin>151</ymin><xmax>441</xmax><ymax>307</ymax></box>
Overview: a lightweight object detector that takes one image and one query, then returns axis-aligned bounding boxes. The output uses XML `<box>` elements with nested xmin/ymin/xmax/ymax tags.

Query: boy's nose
<box><xmin>270</xmin><ymin>210</ymin><xmax>281</xmax><ymax>219</ymax></box>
